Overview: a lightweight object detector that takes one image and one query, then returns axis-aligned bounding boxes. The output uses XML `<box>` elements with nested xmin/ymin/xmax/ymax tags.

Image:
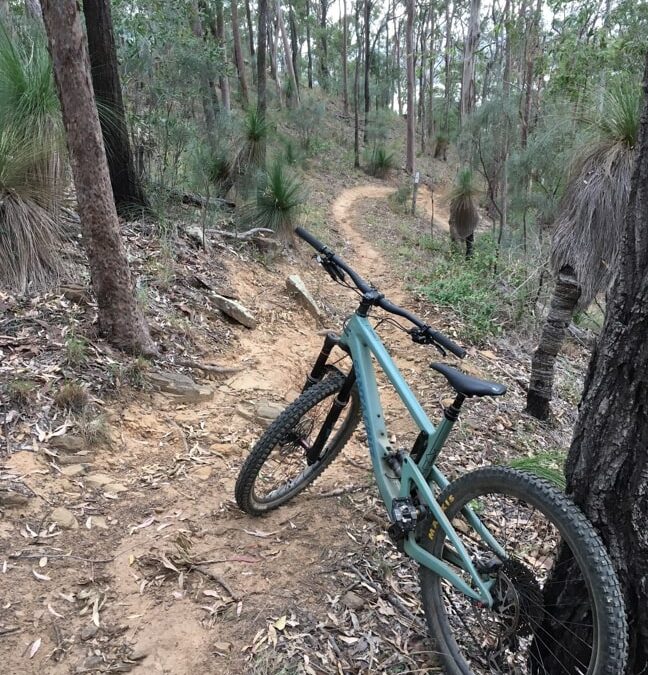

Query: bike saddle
<box><xmin>430</xmin><ymin>362</ymin><xmax>506</xmax><ymax>398</ymax></box>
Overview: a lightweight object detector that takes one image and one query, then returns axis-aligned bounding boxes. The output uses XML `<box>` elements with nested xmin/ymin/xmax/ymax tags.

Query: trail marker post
<box><xmin>411</xmin><ymin>171</ymin><xmax>420</xmax><ymax>215</ymax></box>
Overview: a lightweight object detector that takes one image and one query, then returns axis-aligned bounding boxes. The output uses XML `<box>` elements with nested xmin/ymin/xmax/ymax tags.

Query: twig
<box><xmin>307</xmin><ymin>484</ymin><xmax>368</xmax><ymax>499</ymax></box>
<box><xmin>175</xmin><ymin>358</ymin><xmax>244</xmax><ymax>375</ymax></box>
<box><xmin>208</xmin><ymin>227</ymin><xmax>275</xmax><ymax>240</ymax></box>
<box><xmin>191</xmin><ymin>565</ymin><xmax>240</xmax><ymax>601</ymax></box>
<box><xmin>9</xmin><ymin>552</ymin><xmax>114</xmax><ymax>564</ymax></box>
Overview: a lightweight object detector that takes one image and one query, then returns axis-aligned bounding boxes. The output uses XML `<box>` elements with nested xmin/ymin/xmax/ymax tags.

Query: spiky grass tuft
<box><xmin>449</xmin><ymin>168</ymin><xmax>479</xmax><ymax>239</ymax></box>
<box><xmin>0</xmin><ymin>26</ymin><xmax>64</xmax><ymax>293</ymax></box>
<box><xmin>244</xmin><ymin>160</ymin><xmax>303</xmax><ymax>242</ymax></box>
<box><xmin>366</xmin><ymin>145</ymin><xmax>395</xmax><ymax>179</ymax></box>
<box><xmin>551</xmin><ymin>78</ymin><xmax>640</xmax><ymax>308</ymax></box>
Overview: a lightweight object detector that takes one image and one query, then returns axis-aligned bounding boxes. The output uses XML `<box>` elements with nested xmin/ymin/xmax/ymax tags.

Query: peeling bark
<box><xmin>526</xmin><ymin>267</ymin><xmax>581</xmax><ymax>420</ymax></box>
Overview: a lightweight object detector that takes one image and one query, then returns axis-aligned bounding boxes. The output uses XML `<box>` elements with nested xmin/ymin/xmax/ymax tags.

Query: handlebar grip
<box><xmin>429</xmin><ymin>330</ymin><xmax>467</xmax><ymax>359</ymax></box>
<box><xmin>295</xmin><ymin>227</ymin><xmax>327</xmax><ymax>253</ymax></box>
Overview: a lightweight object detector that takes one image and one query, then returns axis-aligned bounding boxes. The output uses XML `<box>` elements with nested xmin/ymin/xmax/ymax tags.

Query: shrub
<box><xmin>244</xmin><ymin>160</ymin><xmax>303</xmax><ymax>242</ymax></box>
<box><xmin>0</xmin><ymin>28</ymin><xmax>64</xmax><ymax>293</ymax></box>
<box><xmin>366</xmin><ymin>145</ymin><xmax>395</xmax><ymax>179</ymax></box>
<box><xmin>288</xmin><ymin>97</ymin><xmax>325</xmax><ymax>151</ymax></box>
<box><xmin>54</xmin><ymin>381</ymin><xmax>90</xmax><ymax>412</ymax></box>
<box><xmin>417</xmin><ymin>234</ymin><xmax>535</xmax><ymax>341</ymax></box>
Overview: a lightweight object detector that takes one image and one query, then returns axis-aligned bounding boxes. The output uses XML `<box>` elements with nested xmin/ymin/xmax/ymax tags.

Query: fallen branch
<box><xmin>191</xmin><ymin>565</ymin><xmax>240</xmax><ymax>601</ymax></box>
<box><xmin>175</xmin><ymin>358</ymin><xmax>245</xmax><ymax>375</ymax></box>
<box><xmin>162</xmin><ymin>186</ymin><xmax>235</xmax><ymax>210</ymax></box>
<box><xmin>208</xmin><ymin>227</ymin><xmax>275</xmax><ymax>240</ymax></box>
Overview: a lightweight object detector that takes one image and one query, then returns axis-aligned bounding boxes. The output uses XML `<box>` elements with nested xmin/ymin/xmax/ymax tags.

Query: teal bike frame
<box><xmin>337</xmin><ymin>313</ymin><xmax>507</xmax><ymax>607</ymax></box>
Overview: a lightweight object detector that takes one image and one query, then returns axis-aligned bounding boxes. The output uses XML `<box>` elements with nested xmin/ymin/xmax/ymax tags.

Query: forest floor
<box><xmin>1</xmin><ymin>153</ymin><xmax>588</xmax><ymax>673</ymax></box>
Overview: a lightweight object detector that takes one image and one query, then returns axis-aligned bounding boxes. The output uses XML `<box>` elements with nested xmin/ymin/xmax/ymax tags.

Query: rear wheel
<box><xmin>235</xmin><ymin>370</ymin><xmax>360</xmax><ymax>515</ymax></box>
<box><xmin>419</xmin><ymin>467</ymin><xmax>627</xmax><ymax>675</ymax></box>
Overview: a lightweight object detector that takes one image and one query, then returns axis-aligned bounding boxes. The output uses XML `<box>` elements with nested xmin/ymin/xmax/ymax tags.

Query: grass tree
<box><xmin>448</xmin><ymin>168</ymin><xmax>479</xmax><ymax>259</ymax></box>
<box><xmin>526</xmin><ymin>79</ymin><xmax>640</xmax><ymax>420</ymax></box>
<box><xmin>0</xmin><ymin>25</ymin><xmax>64</xmax><ymax>292</ymax></box>
<box><xmin>246</xmin><ymin>159</ymin><xmax>302</xmax><ymax>242</ymax></box>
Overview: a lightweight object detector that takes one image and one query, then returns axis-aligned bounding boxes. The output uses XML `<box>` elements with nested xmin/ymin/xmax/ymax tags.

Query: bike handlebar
<box><xmin>294</xmin><ymin>227</ymin><xmax>466</xmax><ymax>359</ymax></box>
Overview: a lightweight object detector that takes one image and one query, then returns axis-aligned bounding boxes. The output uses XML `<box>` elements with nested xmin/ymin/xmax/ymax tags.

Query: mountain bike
<box><xmin>235</xmin><ymin>227</ymin><xmax>627</xmax><ymax>674</ymax></box>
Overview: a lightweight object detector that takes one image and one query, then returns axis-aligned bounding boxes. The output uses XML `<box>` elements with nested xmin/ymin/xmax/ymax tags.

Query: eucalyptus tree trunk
<box><xmin>306</xmin><ymin>0</ymin><xmax>313</xmax><ymax>88</ymax></box>
<box><xmin>353</xmin><ymin>0</ymin><xmax>361</xmax><ymax>168</ymax></box>
<box><xmin>214</xmin><ymin>0</ymin><xmax>230</xmax><ymax>111</ymax></box>
<box><xmin>288</xmin><ymin>2</ymin><xmax>299</xmax><ymax>90</ymax></box>
<box><xmin>41</xmin><ymin>0</ymin><xmax>155</xmax><ymax>355</ymax></box>
<box><xmin>540</xmin><ymin>55</ymin><xmax>648</xmax><ymax>674</ymax></box>
<box><xmin>231</xmin><ymin>0</ymin><xmax>250</xmax><ymax>106</ymax></box>
<box><xmin>363</xmin><ymin>0</ymin><xmax>371</xmax><ymax>142</ymax></box>
<box><xmin>342</xmin><ymin>0</ymin><xmax>349</xmax><ymax>115</ymax></box>
<box><xmin>193</xmin><ymin>3</ymin><xmax>219</xmax><ymax>149</ymax></box>
<box><xmin>526</xmin><ymin>268</ymin><xmax>581</xmax><ymax>420</ymax></box>
<box><xmin>257</xmin><ymin>0</ymin><xmax>268</xmax><ymax>165</ymax></box>
<box><xmin>269</xmin><ymin>10</ymin><xmax>284</xmax><ymax>107</ymax></box>
<box><xmin>443</xmin><ymin>0</ymin><xmax>454</xmax><ymax>131</ymax></box>
<box><xmin>82</xmin><ymin>0</ymin><xmax>148</xmax><ymax>215</ymax></box>
<box><xmin>276</xmin><ymin>0</ymin><xmax>299</xmax><ymax>106</ymax></box>
<box><xmin>405</xmin><ymin>0</ymin><xmax>415</xmax><ymax>174</ymax></box>
<box><xmin>460</xmin><ymin>0</ymin><xmax>480</xmax><ymax>124</ymax></box>
<box><xmin>318</xmin><ymin>0</ymin><xmax>329</xmax><ymax>88</ymax></box>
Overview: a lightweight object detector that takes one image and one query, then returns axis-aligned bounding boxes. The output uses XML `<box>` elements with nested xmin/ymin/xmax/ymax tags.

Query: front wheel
<box><xmin>419</xmin><ymin>467</ymin><xmax>627</xmax><ymax>675</ymax></box>
<box><xmin>235</xmin><ymin>370</ymin><xmax>360</xmax><ymax>515</ymax></box>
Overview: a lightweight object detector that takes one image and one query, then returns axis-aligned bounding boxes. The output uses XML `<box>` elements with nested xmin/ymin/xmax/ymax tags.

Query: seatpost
<box><xmin>444</xmin><ymin>393</ymin><xmax>466</xmax><ymax>422</ymax></box>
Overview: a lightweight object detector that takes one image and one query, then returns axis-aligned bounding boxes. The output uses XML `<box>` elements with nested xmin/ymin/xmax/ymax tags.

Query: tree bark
<box><xmin>41</xmin><ymin>0</ymin><xmax>155</xmax><ymax>355</ymax></box>
<box><xmin>353</xmin><ymin>0</ymin><xmax>361</xmax><ymax>168</ymax></box>
<box><xmin>460</xmin><ymin>0</ymin><xmax>480</xmax><ymax>124</ymax></box>
<box><xmin>288</xmin><ymin>1</ymin><xmax>299</xmax><ymax>90</ymax></box>
<box><xmin>306</xmin><ymin>0</ymin><xmax>313</xmax><ymax>88</ymax></box>
<box><xmin>82</xmin><ymin>0</ymin><xmax>148</xmax><ymax>216</ymax></box>
<box><xmin>276</xmin><ymin>0</ymin><xmax>299</xmax><ymax>106</ymax></box>
<box><xmin>257</xmin><ymin>0</ymin><xmax>268</xmax><ymax>165</ymax></box>
<box><xmin>363</xmin><ymin>0</ymin><xmax>371</xmax><ymax>142</ymax></box>
<box><xmin>193</xmin><ymin>4</ymin><xmax>219</xmax><ymax>150</ymax></box>
<box><xmin>214</xmin><ymin>0</ymin><xmax>230</xmax><ymax>111</ymax></box>
<box><xmin>231</xmin><ymin>0</ymin><xmax>250</xmax><ymax>107</ymax></box>
<box><xmin>545</xmin><ymin>54</ymin><xmax>648</xmax><ymax>674</ymax></box>
<box><xmin>342</xmin><ymin>0</ymin><xmax>349</xmax><ymax>115</ymax></box>
<box><xmin>526</xmin><ymin>268</ymin><xmax>581</xmax><ymax>419</ymax></box>
<box><xmin>443</xmin><ymin>0</ymin><xmax>453</xmax><ymax>131</ymax></box>
<box><xmin>405</xmin><ymin>0</ymin><xmax>415</xmax><ymax>174</ymax></box>
<box><xmin>318</xmin><ymin>0</ymin><xmax>329</xmax><ymax>89</ymax></box>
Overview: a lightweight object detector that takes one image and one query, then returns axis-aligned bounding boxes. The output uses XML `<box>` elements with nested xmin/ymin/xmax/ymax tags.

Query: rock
<box><xmin>51</xmin><ymin>506</ymin><xmax>78</xmax><ymax>530</ymax></box>
<box><xmin>148</xmin><ymin>372</ymin><xmax>214</xmax><ymax>403</ymax></box>
<box><xmin>60</xmin><ymin>464</ymin><xmax>88</xmax><ymax>477</ymax></box>
<box><xmin>58</xmin><ymin>452</ymin><xmax>93</xmax><ymax>466</ymax></box>
<box><xmin>286</xmin><ymin>275</ymin><xmax>323</xmax><ymax>321</ymax></box>
<box><xmin>185</xmin><ymin>225</ymin><xmax>207</xmax><ymax>248</ymax></box>
<box><xmin>212</xmin><ymin>294</ymin><xmax>257</xmax><ymax>329</ymax></box>
<box><xmin>80</xmin><ymin>625</ymin><xmax>99</xmax><ymax>641</ymax></box>
<box><xmin>255</xmin><ymin>400</ymin><xmax>284</xmax><ymax>427</ymax></box>
<box><xmin>342</xmin><ymin>590</ymin><xmax>365</xmax><ymax>611</ymax></box>
<box><xmin>85</xmin><ymin>473</ymin><xmax>114</xmax><ymax>489</ymax></box>
<box><xmin>50</xmin><ymin>435</ymin><xmax>85</xmax><ymax>454</ymax></box>
<box><xmin>0</xmin><ymin>489</ymin><xmax>30</xmax><ymax>508</ymax></box>
<box><xmin>105</xmin><ymin>483</ymin><xmax>127</xmax><ymax>494</ymax></box>
<box><xmin>192</xmin><ymin>466</ymin><xmax>213</xmax><ymax>481</ymax></box>
<box><xmin>128</xmin><ymin>644</ymin><xmax>149</xmax><ymax>661</ymax></box>
<box><xmin>89</xmin><ymin>516</ymin><xmax>108</xmax><ymax>529</ymax></box>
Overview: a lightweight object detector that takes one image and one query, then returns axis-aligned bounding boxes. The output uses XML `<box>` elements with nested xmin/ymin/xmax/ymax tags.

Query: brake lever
<box><xmin>316</xmin><ymin>254</ymin><xmax>346</xmax><ymax>283</ymax></box>
<box><xmin>410</xmin><ymin>327</ymin><xmax>447</xmax><ymax>357</ymax></box>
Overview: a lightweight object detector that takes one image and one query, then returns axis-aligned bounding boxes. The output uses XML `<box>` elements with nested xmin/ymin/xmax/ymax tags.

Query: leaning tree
<box><xmin>526</xmin><ymin>79</ymin><xmax>641</xmax><ymax>419</ymax></box>
<box><xmin>557</xmin><ymin>52</ymin><xmax>648</xmax><ymax>674</ymax></box>
<box><xmin>41</xmin><ymin>0</ymin><xmax>155</xmax><ymax>355</ymax></box>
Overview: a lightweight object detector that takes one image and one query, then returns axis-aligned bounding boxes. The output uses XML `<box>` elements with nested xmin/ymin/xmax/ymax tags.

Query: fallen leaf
<box><xmin>32</xmin><ymin>569</ymin><xmax>51</xmax><ymax>582</ymax></box>
<box><xmin>29</xmin><ymin>637</ymin><xmax>41</xmax><ymax>658</ymax></box>
<box><xmin>47</xmin><ymin>604</ymin><xmax>64</xmax><ymax>619</ymax></box>
<box><xmin>273</xmin><ymin>615</ymin><xmax>287</xmax><ymax>631</ymax></box>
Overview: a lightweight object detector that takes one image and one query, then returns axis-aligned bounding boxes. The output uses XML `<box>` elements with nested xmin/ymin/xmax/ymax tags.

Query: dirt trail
<box><xmin>2</xmin><ymin>181</ymin><xmax>447</xmax><ymax>675</ymax></box>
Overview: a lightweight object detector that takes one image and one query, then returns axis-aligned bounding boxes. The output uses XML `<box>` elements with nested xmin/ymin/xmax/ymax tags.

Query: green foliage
<box><xmin>588</xmin><ymin>76</ymin><xmax>641</xmax><ymax>149</ymax></box>
<box><xmin>6</xmin><ymin>379</ymin><xmax>37</xmax><ymax>406</ymax></box>
<box><xmin>65</xmin><ymin>334</ymin><xmax>88</xmax><ymax>367</ymax></box>
<box><xmin>54</xmin><ymin>381</ymin><xmax>90</xmax><ymax>412</ymax></box>
<box><xmin>417</xmin><ymin>235</ymin><xmax>535</xmax><ymax>341</ymax></box>
<box><xmin>234</xmin><ymin>108</ymin><xmax>269</xmax><ymax>176</ymax></box>
<box><xmin>288</xmin><ymin>97</ymin><xmax>325</xmax><ymax>151</ymax></box>
<box><xmin>245</xmin><ymin>160</ymin><xmax>303</xmax><ymax>242</ymax></box>
<box><xmin>509</xmin><ymin>452</ymin><xmax>567</xmax><ymax>490</ymax></box>
<box><xmin>0</xmin><ymin>26</ymin><xmax>64</xmax><ymax>293</ymax></box>
<box><xmin>365</xmin><ymin>145</ymin><xmax>395</xmax><ymax>179</ymax></box>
